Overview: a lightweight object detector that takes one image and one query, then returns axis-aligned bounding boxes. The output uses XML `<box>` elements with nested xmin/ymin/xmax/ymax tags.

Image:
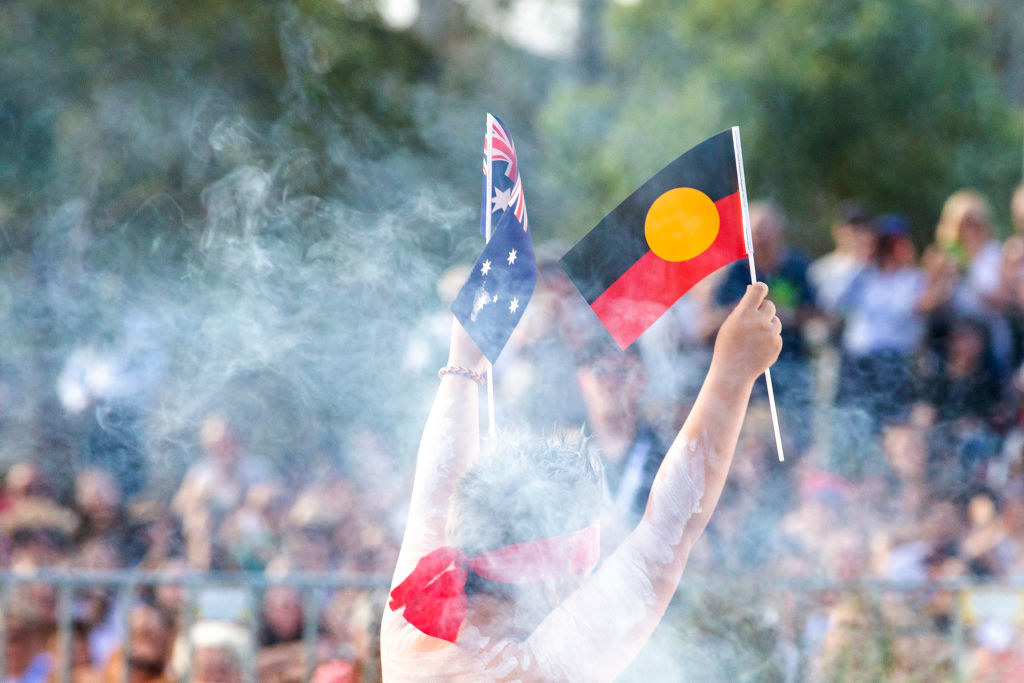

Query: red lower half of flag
<box><xmin>590</xmin><ymin>192</ymin><xmax>747</xmax><ymax>349</ymax></box>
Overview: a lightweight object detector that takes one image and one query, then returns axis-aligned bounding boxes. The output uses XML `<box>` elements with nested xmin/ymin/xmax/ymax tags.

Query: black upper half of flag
<box><xmin>451</xmin><ymin>209</ymin><xmax>537</xmax><ymax>364</ymax></box>
<box><xmin>560</xmin><ymin>128</ymin><xmax>739</xmax><ymax>304</ymax></box>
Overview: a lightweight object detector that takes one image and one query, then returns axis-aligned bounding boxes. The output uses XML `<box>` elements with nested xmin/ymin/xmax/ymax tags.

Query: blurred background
<box><xmin>2</xmin><ymin>0</ymin><xmax>1024</xmax><ymax>680</ymax></box>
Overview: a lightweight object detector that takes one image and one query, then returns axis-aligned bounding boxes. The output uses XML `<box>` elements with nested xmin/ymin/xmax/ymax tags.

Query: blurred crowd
<box><xmin>477</xmin><ymin>183</ymin><xmax>1024</xmax><ymax>681</ymax></box>
<box><xmin>8</xmin><ymin>184</ymin><xmax>1024</xmax><ymax>681</ymax></box>
<box><xmin>0</xmin><ymin>414</ymin><xmax>401</xmax><ymax>682</ymax></box>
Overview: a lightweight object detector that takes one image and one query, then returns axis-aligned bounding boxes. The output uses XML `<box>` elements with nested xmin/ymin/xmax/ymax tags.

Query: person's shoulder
<box><xmin>782</xmin><ymin>248</ymin><xmax>812</xmax><ymax>270</ymax></box>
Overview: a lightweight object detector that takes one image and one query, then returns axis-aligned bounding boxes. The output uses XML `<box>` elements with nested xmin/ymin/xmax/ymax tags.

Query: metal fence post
<box><xmin>0</xmin><ymin>579</ymin><xmax>9</xmax><ymax>679</ymax></box>
<box><xmin>303</xmin><ymin>586</ymin><xmax>319</xmax><ymax>680</ymax></box>
<box><xmin>183</xmin><ymin>580</ymin><xmax>197</xmax><ymax>683</ymax></box>
<box><xmin>57</xmin><ymin>580</ymin><xmax>73</xmax><ymax>683</ymax></box>
<box><xmin>118</xmin><ymin>578</ymin><xmax>134</xmax><ymax>683</ymax></box>
<box><xmin>952</xmin><ymin>586</ymin><xmax>965</xmax><ymax>683</ymax></box>
<box><xmin>244</xmin><ymin>584</ymin><xmax>258</xmax><ymax>683</ymax></box>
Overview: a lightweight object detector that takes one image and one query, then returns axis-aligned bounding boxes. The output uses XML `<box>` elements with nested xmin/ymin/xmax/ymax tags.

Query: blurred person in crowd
<box><xmin>3</xmin><ymin>497</ymin><xmax>78</xmax><ymax>570</ymax></box>
<box><xmin>882</xmin><ymin>421</ymin><xmax>932</xmax><ymax>524</ymax></box>
<box><xmin>126</xmin><ymin>501</ymin><xmax>184</xmax><ymax>571</ymax></box>
<box><xmin>83</xmin><ymin>402</ymin><xmax>147</xmax><ymax>499</ymax></box>
<box><xmin>102</xmin><ymin>601</ymin><xmax>175</xmax><ymax>683</ymax></box>
<box><xmin>778</xmin><ymin>469</ymin><xmax>849</xmax><ymax>578</ymax></box>
<box><xmin>921</xmin><ymin>189</ymin><xmax>1013</xmax><ymax>366</ymax></box>
<box><xmin>73</xmin><ymin>469</ymin><xmax>125</xmax><ymax>551</ymax></box>
<box><xmin>934</xmin><ymin>190</ymin><xmax>1003</xmax><ymax>310</ymax></box>
<box><xmin>809</xmin><ymin>596</ymin><xmax>885</xmax><ymax>681</ymax></box>
<box><xmin>922</xmin><ymin>316</ymin><xmax>1008</xmax><ymax>425</ymax></box>
<box><xmin>575</xmin><ymin>343</ymin><xmax>668</xmax><ymax>536</ymax></box>
<box><xmin>383</xmin><ymin>282</ymin><xmax>782</xmax><ymax>679</ymax></box>
<box><xmin>281</xmin><ymin>490</ymin><xmax>343</xmax><ymax>572</ymax></box>
<box><xmin>73</xmin><ymin>538</ymin><xmax>126</xmax><ymax>671</ymax></box>
<box><xmin>319</xmin><ymin>590</ymin><xmax>378</xmax><ymax>683</ymax></box>
<box><xmin>1012</xmin><ymin>183</ymin><xmax>1024</xmax><ymax>237</ymax></box>
<box><xmin>808</xmin><ymin>200</ymin><xmax>875</xmax><ymax>314</ymax></box>
<box><xmin>712</xmin><ymin>201</ymin><xmax>816</xmax><ymax>450</ymax></box>
<box><xmin>172</xmin><ymin>415</ymin><xmax>269</xmax><ymax>521</ymax></box>
<box><xmin>969</xmin><ymin>618</ymin><xmax>1024</xmax><ymax>683</ymax></box>
<box><xmin>994</xmin><ymin>481</ymin><xmax>1024</xmax><ymax>578</ymax></box>
<box><xmin>961</xmin><ymin>488</ymin><xmax>1004</xmax><ymax>577</ymax></box>
<box><xmin>50</xmin><ymin>611</ymin><xmax>101</xmax><ymax>683</ymax></box>
<box><xmin>173</xmin><ymin>621</ymin><xmax>247</xmax><ymax>683</ymax></box>
<box><xmin>5</xmin><ymin>595</ymin><xmax>55</xmax><ymax>683</ymax></box>
<box><xmin>151</xmin><ymin>559</ymin><xmax>189</xmax><ymax>624</ymax></box>
<box><xmin>919</xmin><ymin>315</ymin><xmax>1010</xmax><ymax>498</ymax></box>
<box><xmin>259</xmin><ymin>586</ymin><xmax>304</xmax><ymax>648</ymax></box>
<box><xmin>216</xmin><ymin>482</ymin><xmax>284</xmax><ymax>571</ymax></box>
<box><xmin>2</xmin><ymin>463</ymin><xmax>53</xmax><ymax>509</ymax></box>
<box><xmin>833</xmin><ymin>214</ymin><xmax>925</xmax><ymax>432</ymax></box>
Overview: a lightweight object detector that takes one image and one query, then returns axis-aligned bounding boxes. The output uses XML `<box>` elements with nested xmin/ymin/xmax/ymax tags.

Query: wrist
<box><xmin>446</xmin><ymin>353</ymin><xmax>487</xmax><ymax>376</ymax></box>
<box><xmin>706</xmin><ymin>357</ymin><xmax>758</xmax><ymax>395</ymax></box>
<box><xmin>439</xmin><ymin>365</ymin><xmax>486</xmax><ymax>386</ymax></box>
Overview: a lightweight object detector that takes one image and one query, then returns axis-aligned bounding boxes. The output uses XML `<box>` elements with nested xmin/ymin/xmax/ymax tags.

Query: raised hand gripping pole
<box><xmin>732</xmin><ymin>126</ymin><xmax>785</xmax><ymax>462</ymax></box>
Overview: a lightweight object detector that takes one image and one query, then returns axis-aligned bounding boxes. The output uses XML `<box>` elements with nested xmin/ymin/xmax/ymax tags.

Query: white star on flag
<box><xmin>491</xmin><ymin>186</ymin><xmax>513</xmax><ymax>214</ymax></box>
<box><xmin>471</xmin><ymin>289</ymin><xmax>491</xmax><ymax>320</ymax></box>
<box><xmin>492</xmin><ymin>294</ymin><xmax>498</xmax><ymax>303</ymax></box>
<box><xmin>480</xmin><ymin>260</ymin><xmax>492</xmax><ymax>276</ymax></box>
<box><xmin>509</xmin><ymin>297</ymin><xmax>519</xmax><ymax>314</ymax></box>
<box><xmin>507</xmin><ymin>249</ymin><xmax>517</xmax><ymax>265</ymax></box>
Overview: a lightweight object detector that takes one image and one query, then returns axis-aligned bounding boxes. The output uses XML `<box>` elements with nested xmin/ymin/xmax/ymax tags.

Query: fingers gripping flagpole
<box><xmin>484</xmin><ymin>116</ymin><xmax>497</xmax><ymax>440</ymax></box>
<box><xmin>732</xmin><ymin>127</ymin><xmax>785</xmax><ymax>462</ymax></box>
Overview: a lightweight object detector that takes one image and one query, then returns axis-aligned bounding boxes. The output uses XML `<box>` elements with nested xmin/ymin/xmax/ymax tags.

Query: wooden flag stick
<box><xmin>484</xmin><ymin>115</ymin><xmax>497</xmax><ymax>440</ymax></box>
<box><xmin>732</xmin><ymin>126</ymin><xmax>785</xmax><ymax>462</ymax></box>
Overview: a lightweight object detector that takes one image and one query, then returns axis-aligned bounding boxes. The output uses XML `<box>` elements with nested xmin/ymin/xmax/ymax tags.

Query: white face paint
<box><xmin>639</xmin><ymin>435</ymin><xmax>708</xmax><ymax>551</ymax></box>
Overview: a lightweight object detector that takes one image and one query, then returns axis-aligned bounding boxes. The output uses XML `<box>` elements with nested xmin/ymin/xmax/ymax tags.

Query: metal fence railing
<box><xmin>2</xmin><ymin>571</ymin><xmax>1022</xmax><ymax>682</ymax></box>
<box><xmin>0</xmin><ymin>570</ymin><xmax>390</xmax><ymax>683</ymax></box>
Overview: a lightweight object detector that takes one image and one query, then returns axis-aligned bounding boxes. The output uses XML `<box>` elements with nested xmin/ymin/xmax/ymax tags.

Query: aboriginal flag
<box><xmin>560</xmin><ymin>128</ymin><xmax>748</xmax><ymax>349</ymax></box>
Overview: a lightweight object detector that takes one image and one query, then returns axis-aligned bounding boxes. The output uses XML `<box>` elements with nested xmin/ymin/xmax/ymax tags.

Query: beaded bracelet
<box><xmin>438</xmin><ymin>365</ymin><xmax>485</xmax><ymax>386</ymax></box>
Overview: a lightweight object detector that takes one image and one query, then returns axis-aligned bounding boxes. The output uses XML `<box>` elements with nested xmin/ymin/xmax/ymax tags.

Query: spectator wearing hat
<box><xmin>833</xmin><ymin>213</ymin><xmax>925</xmax><ymax>433</ymax></box>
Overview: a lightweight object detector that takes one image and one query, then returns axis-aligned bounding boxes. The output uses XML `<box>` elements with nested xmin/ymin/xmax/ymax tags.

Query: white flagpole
<box><xmin>732</xmin><ymin>126</ymin><xmax>785</xmax><ymax>462</ymax></box>
<box><xmin>484</xmin><ymin>115</ymin><xmax>497</xmax><ymax>440</ymax></box>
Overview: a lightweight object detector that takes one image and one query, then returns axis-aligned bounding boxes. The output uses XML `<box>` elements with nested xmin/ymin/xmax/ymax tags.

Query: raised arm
<box><xmin>526</xmin><ymin>283</ymin><xmax>782</xmax><ymax>680</ymax></box>
<box><xmin>392</xmin><ymin>319</ymin><xmax>487</xmax><ymax>584</ymax></box>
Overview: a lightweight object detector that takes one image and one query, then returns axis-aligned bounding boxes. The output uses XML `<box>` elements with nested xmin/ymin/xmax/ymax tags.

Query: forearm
<box><xmin>527</xmin><ymin>284</ymin><xmax>778</xmax><ymax>680</ymax></box>
<box><xmin>667</xmin><ymin>359</ymin><xmax>754</xmax><ymax>552</ymax></box>
<box><xmin>394</xmin><ymin>321</ymin><xmax>486</xmax><ymax>580</ymax></box>
<box><xmin>411</xmin><ymin>375</ymin><xmax>480</xmax><ymax>517</ymax></box>
<box><xmin>525</xmin><ymin>361</ymin><xmax>756</xmax><ymax>681</ymax></box>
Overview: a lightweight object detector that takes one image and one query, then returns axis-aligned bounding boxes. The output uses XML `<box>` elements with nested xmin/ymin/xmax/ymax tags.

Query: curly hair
<box><xmin>449</xmin><ymin>430</ymin><xmax>603</xmax><ymax>599</ymax></box>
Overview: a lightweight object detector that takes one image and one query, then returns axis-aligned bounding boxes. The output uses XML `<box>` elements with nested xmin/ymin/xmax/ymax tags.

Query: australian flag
<box><xmin>451</xmin><ymin>114</ymin><xmax>537</xmax><ymax>364</ymax></box>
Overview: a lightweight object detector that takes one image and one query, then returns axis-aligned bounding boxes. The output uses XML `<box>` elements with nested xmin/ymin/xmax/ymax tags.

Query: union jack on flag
<box><xmin>480</xmin><ymin>113</ymin><xmax>528</xmax><ymax>234</ymax></box>
<box><xmin>452</xmin><ymin>114</ymin><xmax>537</xmax><ymax>364</ymax></box>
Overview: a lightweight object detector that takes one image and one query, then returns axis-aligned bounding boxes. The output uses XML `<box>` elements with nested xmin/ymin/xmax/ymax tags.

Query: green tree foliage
<box><xmin>540</xmin><ymin>0</ymin><xmax>1022</xmax><ymax>249</ymax></box>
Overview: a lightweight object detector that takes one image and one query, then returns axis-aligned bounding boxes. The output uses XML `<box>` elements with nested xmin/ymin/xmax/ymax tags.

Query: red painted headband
<box><xmin>388</xmin><ymin>523</ymin><xmax>600</xmax><ymax>643</ymax></box>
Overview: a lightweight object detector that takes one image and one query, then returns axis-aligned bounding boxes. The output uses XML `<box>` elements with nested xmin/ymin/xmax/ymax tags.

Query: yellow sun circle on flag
<box><xmin>644</xmin><ymin>187</ymin><xmax>720</xmax><ymax>262</ymax></box>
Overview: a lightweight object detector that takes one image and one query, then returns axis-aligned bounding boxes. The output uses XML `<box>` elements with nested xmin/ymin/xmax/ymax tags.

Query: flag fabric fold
<box><xmin>559</xmin><ymin>128</ymin><xmax>748</xmax><ymax>349</ymax></box>
<box><xmin>452</xmin><ymin>114</ymin><xmax>536</xmax><ymax>364</ymax></box>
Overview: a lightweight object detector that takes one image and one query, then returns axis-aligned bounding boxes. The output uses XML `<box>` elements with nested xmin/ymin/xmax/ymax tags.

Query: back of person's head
<box><xmin>449</xmin><ymin>431</ymin><xmax>603</xmax><ymax>599</ymax></box>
